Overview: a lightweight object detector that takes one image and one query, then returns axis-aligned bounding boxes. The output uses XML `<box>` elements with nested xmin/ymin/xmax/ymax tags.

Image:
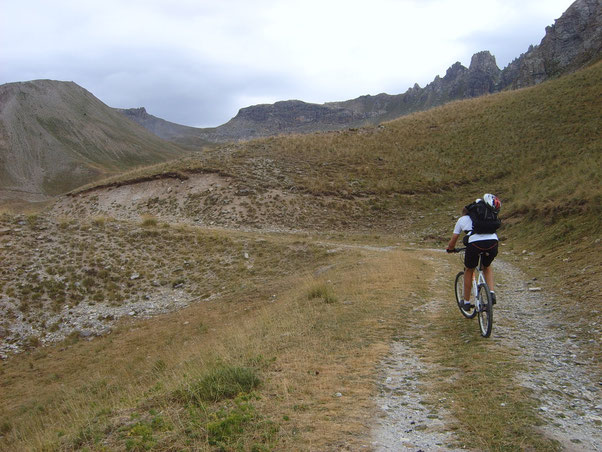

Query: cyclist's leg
<box><xmin>479</xmin><ymin>241</ymin><xmax>498</xmax><ymax>291</ymax></box>
<box><xmin>463</xmin><ymin>243</ymin><xmax>480</xmax><ymax>302</ymax></box>
<box><xmin>463</xmin><ymin>267</ymin><xmax>474</xmax><ymax>301</ymax></box>
<box><xmin>482</xmin><ymin>265</ymin><xmax>494</xmax><ymax>291</ymax></box>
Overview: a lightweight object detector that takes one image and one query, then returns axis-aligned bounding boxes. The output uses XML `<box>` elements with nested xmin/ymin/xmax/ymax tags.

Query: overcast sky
<box><xmin>1</xmin><ymin>0</ymin><xmax>575</xmax><ymax>127</ymax></box>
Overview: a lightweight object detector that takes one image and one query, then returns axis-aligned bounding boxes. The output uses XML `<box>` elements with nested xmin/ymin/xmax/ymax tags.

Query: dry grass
<box><xmin>0</xmin><ymin>229</ymin><xmax>571</xmax><ymax>451</ymax></box>
<box><xmin>0</xmin><ymin>238</ymin><xmax>425</xmax><ymax>450</ymax></box>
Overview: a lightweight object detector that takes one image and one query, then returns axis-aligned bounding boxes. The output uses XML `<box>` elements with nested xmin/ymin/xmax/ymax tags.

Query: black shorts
<box><xmin>465</xmin><ymin>240</ymin><xmax>498</xmax><ymax>269</ymax></box>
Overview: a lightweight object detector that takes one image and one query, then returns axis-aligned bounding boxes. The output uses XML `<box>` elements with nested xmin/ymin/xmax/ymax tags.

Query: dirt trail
<box><xmin>371</xmin><ymin>252</ymin><xmax>601</xmax><ymax>451</ymax></box>
<box><xmin>493</xmin><ymin>259</ymin><xmax>601</xmax><ymax>451</ymax></box>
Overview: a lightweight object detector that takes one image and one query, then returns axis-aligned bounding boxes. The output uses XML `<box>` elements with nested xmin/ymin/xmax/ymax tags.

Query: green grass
<box><xmin>174</xmin><ymin>366</ymin><xmax>261</xmax><ymax>404</ymax></box>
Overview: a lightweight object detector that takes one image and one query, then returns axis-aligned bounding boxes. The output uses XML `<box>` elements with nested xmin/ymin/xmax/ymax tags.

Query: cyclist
<box><xmin>446</xmin><ymin>194</ymin><xmax>501</xmax><ymax>310</ymax></box>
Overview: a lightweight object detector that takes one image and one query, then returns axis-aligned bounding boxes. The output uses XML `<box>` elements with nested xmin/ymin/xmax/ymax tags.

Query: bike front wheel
<box><xmin>477</xmin><ymin>283</ymin><xmax>493</xmax><ymax>337</ymax></box>
<box><xmin>455</xmin><ymin>271</ymin><xmax>476</xmax><ymax>319</ymax></box>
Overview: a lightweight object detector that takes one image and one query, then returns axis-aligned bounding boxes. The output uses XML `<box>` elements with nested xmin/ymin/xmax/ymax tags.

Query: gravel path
<box><xmin>371</xmin><ymin>254</ymin><xmax>601</xmax><ymax>451</ymax></box>
<box><xmin>371</xmin><ymin>337</ymin><xmax>463</xmax><ymax>451</ymax></box>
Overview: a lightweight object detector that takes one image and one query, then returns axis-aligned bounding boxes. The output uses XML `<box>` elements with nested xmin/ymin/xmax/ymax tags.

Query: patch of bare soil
<box><xmin>50</xmin><ymin>166</ymin><xmax>410</xmax><ymax>234</ymax></box>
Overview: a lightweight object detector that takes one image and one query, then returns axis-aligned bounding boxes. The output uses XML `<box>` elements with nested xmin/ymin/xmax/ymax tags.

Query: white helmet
<box><xmin>483</xmin><ymin>193</ymin><xmax>501</xmax><ymax>212</ymax></box>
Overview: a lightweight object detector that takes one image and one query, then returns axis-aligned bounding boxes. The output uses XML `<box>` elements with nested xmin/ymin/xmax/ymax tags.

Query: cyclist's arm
<box><xmin>447</xmin><ymin>233</ymin><xmax>460</xmax><ymax>252</ymax></box>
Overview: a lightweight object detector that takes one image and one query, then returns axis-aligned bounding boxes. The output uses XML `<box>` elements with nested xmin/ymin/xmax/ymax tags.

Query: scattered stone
<box><xmin>130</xmin><ymin>273</ymin><xmax>140</xmax><ymax>280</ymax></box>
<box><xmin>528</xmin><ymin>287</ymin><xmax>542</xmax><ymax>292</ymax></box>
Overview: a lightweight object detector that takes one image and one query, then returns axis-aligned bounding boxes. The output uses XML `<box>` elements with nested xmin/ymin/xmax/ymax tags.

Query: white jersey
<box><xmin>453</xmin><ymin>215</ymin><xmax>498</xmax><ymax>243</ymax></box>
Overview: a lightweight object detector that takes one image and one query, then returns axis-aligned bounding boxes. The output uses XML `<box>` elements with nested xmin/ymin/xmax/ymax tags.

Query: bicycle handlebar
<box><xmin>446</xmin><ymin>247</ymin><xmax>466</xmax><ymax>253</ymax></box>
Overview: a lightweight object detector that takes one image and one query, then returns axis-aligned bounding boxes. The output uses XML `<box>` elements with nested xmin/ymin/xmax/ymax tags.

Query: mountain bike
<box><xmin>451</xmin><ymin>247</ymin><xmax>493</xmax><ymax>337</ymax></box>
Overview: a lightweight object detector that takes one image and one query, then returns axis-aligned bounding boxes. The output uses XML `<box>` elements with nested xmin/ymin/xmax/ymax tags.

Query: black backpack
<box><xmin>466</xmin><ymin>200</ymin><xmax>501</xmax><ymax>234</ymax></box>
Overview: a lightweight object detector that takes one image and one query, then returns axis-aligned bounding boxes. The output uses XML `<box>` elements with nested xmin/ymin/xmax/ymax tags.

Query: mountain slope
<box><xmin>0</xmin><ymin>80</ymin><xmax>187</xmax><ymax>200</ymax></box>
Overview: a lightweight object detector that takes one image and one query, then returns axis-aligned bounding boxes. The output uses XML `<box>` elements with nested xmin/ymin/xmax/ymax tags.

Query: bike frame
<box><xmin>471</xmin><ymin>256</ymin><xmax>487</xmax><ymax>311</ymax></box>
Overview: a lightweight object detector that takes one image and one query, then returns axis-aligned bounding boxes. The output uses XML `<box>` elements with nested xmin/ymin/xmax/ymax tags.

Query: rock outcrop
<box><xmin>500</xmin><ymin>0</ymin><xmax>601</xmax><ymax>89</ymax></box>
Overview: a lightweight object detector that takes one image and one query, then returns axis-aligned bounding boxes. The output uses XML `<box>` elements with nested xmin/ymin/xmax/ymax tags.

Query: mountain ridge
<box><xmin>120</xmin><ymin>0</ymin><xmax>601</xmax><ymax>143</ymax></box>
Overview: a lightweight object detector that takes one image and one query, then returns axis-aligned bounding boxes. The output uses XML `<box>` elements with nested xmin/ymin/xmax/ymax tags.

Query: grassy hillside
<box><xmin>91</xmin><ymin>61</ymin><xmax>600</xmax><ymax>213</ymax></box>
<box><xmin>0</xmin><ymin>80</ymin><xmax>187</xmax><ymax>199</ymax></box>
<box><xmin>1</xmin><ymin>216</ymin><xmax>565</xmax><ymax>451</ymax></box>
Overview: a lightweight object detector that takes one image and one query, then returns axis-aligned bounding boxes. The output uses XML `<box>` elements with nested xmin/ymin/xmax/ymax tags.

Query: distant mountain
<box><xmin>0</xmin><ymin>80</ymin><xmax>187</xmax><ymax>201</ymax></box>
<box><xmin>120</xmin><ymin>0</ymin><xmax>601</xmax><ymax>143</ymax></box>
<box><xmin>116</xmin><ymin>107</ymin><xmax>218</xmax><ymax>147</ymax></box>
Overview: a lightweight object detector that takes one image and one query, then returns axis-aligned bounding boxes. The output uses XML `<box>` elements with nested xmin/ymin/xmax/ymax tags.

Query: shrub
<box><xmin>140</xmin><ymin>215</ymin><xmax>158</xmax><ymax>227</ymax></box>
<box><xmin>307</xmin><ymin>283</ymin><xmax>337</xmax><ymax>304</ymax></box>
<box><xmin>175</xmin><ymin>366</ymin><xmax>260</xmax><ymax>405</ymax></box>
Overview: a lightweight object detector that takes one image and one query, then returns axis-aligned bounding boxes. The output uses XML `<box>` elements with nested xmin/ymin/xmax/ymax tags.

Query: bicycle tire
<box><xmin>455</xmin><ymin>271</ymin><xmax>476</xmax><ymax>319</ymax></box>
<box><xmin>477</xmin><ymin>283</ymin><xmax>493</xmax><ymax>337</ymax></box>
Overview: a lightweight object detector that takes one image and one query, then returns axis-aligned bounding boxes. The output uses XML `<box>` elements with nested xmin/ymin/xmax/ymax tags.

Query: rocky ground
<box><xmin>0</xmin><ymin>212</ymin><xmax>329</xmax><ymax>358</ymax></box>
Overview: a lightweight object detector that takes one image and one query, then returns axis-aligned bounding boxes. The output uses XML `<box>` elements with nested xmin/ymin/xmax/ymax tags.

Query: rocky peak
<box><xmin>444</xmin><ymin>62</ymin><xmax>468</xmax><ymax>80</ymax></box>
<box><xmin>539</xmin><ymin>0</ymin><xmax>602</xmax><ymax>73</ymax></box>
<box><xmin>469</xmin><ymin>51</ymin><xmax>501</xmax><ymax>75</ymax></box>
<box><xmin>120</xmin><ymin>107</ymin><xmax>149</xmax><ymax>119</ymax></box>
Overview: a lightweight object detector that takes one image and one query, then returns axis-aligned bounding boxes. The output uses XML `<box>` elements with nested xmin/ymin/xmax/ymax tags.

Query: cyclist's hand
<box><xmin>446</xmin><ymin>248</ymin><xmax>452</xmax><ymax>253</ymax></box>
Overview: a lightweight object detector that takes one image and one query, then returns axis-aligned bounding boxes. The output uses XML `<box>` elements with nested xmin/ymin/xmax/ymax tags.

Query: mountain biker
<box><xmin>446</xmin><ymin>194</ymin><xmax>501</xmax><ymax>310</ymax></box>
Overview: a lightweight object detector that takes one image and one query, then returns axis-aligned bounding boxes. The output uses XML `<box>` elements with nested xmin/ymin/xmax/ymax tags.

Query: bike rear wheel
<box><xmin>477</xmin><ymin>283</ymin><xmax>493</xmax><ymax>337</ymax></box>
<box><xmin>455</xmin><ymin>271</ymin><xmax>476</xmax><ymax>319</ymax></box>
